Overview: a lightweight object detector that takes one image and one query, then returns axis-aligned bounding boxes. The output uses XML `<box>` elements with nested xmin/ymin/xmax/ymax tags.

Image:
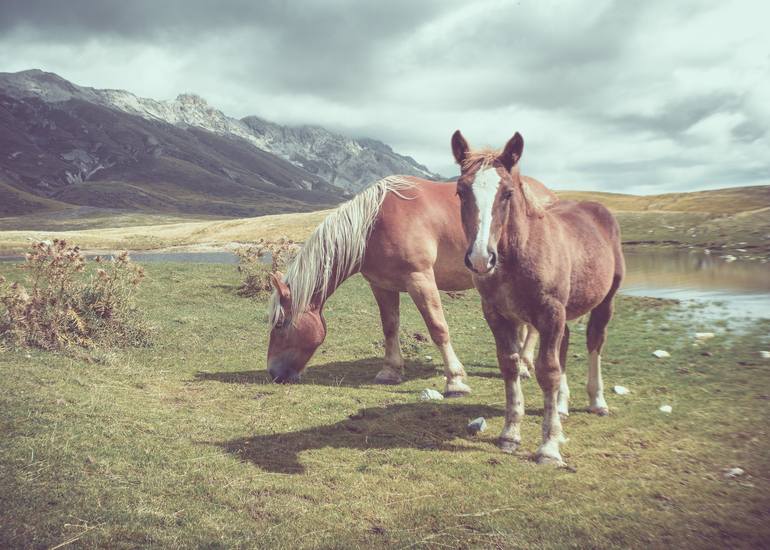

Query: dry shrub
<box><xmin>0</xmin><ymin>239</ymin><xmax>151</xmax><ymax>351</ymax></box>
<box><xmin>235</xmin><ymin>237</ymin><xmax>300</xmax><ymax>297</ymax></box>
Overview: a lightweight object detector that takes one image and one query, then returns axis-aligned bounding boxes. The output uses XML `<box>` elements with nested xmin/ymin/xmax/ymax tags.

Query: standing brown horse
<box><xmin>451</xmin><ymin>130</ymin><xmax>625</xmax><ymax>465</ymax></box>
<box><xmin>267</xmin><ymin>176</ymin><xmax>556</xmax><ymax>394</ymax></box>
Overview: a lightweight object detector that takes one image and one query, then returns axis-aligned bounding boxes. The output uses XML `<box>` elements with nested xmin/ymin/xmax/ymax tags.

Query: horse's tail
<box><xmin>268</xmin><ymin>176</ymin><xmax>417</xmax><ymax>326</ymax></box>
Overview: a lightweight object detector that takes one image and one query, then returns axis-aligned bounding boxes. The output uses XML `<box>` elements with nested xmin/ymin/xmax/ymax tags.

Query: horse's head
<box><xmin>451</xmin><ymin>130</ymin><xmax>524</xmax><ymax>276</ymax></box>
<box><xmin>266</xmin><ymin>272</ymin><xmax>327</xmax><ymax>383</ymax></box>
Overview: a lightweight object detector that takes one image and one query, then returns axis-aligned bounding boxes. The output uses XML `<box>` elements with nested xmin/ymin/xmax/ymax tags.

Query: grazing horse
<box><xmin>267</xmin><ymin>176</ymin><xmax>556</xmax><ymax>394</ymax></box>
<box><xmin>451</xmin><ymin>130</ymin><xmax>625</xmax><ymax>465</ymax></box>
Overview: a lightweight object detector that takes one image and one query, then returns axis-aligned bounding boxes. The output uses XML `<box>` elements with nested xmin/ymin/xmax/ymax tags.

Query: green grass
<box><xmin>1</xmin><ymin>263</ymin><xmax>769</xmax><ymax>548</ymax></box>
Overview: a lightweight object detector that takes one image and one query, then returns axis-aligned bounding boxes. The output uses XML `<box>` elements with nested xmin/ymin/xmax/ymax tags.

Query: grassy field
<box><xmin>1</xmin><ymin>261</ymin><xmax>769</xmax><ymax>548</ymax></box>
<box><xmin>1</xmin><ymin>186</ymin><xmax>767</xmax><ymax>259</ymax></box>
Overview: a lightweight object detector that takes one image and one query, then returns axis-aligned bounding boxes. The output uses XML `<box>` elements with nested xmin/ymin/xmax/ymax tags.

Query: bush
<box><xmin>0</xmin><ymin>240</ymin><xmax>151</xmax><ymax>351</ymax></box>
<box><xmin>235</xmin><ymin>237</ymin><xmax>300</xmax><ymax>297</ymax></box>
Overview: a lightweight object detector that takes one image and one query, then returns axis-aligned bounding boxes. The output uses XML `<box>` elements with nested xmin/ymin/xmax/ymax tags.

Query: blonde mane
<box><xmin>268</xmin><ymin>176</ymin><xmax>417</xmax><ymax>327</ymax></box>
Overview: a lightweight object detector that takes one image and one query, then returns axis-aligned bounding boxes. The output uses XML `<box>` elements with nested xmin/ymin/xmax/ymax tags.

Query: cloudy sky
<box><xmin>1</xmin><ymin>0</ymin><xmax>769</xmax><ymax>193</ymax></box>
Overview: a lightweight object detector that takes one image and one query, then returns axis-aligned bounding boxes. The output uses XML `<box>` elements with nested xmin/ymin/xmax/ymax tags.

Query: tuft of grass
<box><xmin>0</xmin><ymin>240</ymin><xmax>150</xmax><ymax>351</ymax></box>
<box><xmin>0</xmin><ymin>262</ymin><xmax>768</xmax><ymax>548</ymax></box>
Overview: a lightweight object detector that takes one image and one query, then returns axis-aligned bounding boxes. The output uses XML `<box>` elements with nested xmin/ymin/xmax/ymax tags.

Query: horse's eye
<box><xmin>502</xmin><ymin>190</ymin><xmax>513</xmax><ymax>200</ymax></box>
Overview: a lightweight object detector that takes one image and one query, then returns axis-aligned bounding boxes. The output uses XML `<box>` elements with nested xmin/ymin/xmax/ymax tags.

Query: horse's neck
<box><xmin>308</xmin><ymin>258</ymin><xmax>361</xmax><ymax>311</ymax></box>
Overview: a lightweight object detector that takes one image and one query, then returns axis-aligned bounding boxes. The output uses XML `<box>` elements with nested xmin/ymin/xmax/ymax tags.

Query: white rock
<box><xmin>659</xmin><ymin>405</ymin><xmax>672</xmax><ymax>414</ymax></box>
<box><xmin>613</xmin><ymin>385</ymin><xmax>631</xmax><ymax>395</ymax></box>
<box><xmin>424</xmin><ymin>355</ymin><xmax>433</xmax><ymax>361</ymax></box>
<box><xmin>736</xmin><ymin>248</ymin><xmax>747</xmax><ymax>252</ymax></box>
<box><xmin>466</xmin><ymin>417</ymin><xmax>487</xmax><ymax>435</ymax></box>
<box><xmin>760</xmin><ymin>351</ymin><xmax>770</xmax><ymax>359</ymax></box>
<box><xmin>703</xmin><ymin>249</ymin><xmax>711</xmax><ymax>255</ymax></box>
<box><xmin>694</xmin><ymin>332</ymin><xmax>715</xmax><ymax>340</ymax></box>
<box><xmin>419</xmin><ymin>389</ymin><xmax>444</xmax><ymax>401</ymax></box>
<box><xmin>722</xmin><ymin>255</ymin><xmax>737</xmax><ymax>262</ymax></box>
<box><xmin>653</xmin><ymin>350</ymin><xmax>671</xmax><ymax>358</ymax></box>
<box><xmin>724</xmin><ymin>467</ymin><xmax>745</xmax><ymax>478</ymax></box>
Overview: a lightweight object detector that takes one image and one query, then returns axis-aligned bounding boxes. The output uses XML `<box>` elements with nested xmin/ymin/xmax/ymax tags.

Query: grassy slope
<box><xmin>1</xmin><ymin>263</ymin><xmax>768</xmax><ymax>548</ymax></box>
<box><xmin>0</xmin><ymin>185</ymin><xmax>768</xmax><ymax>257</ymax></box>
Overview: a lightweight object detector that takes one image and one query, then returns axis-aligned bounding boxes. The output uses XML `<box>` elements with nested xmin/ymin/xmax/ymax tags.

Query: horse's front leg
<box><xmin>483</xmin><ymin>303</ymin><xmax>525</xmax><ymax>452</ymax></box>
<box><xmin>406</xmin><ymin>271</ymin><xmax>470</xmax><ymax>397</ymax></box>
<box><xmin>534</xmin><ymin>303</ymin><xmax>568</xmax><ymax>466</ymax></box>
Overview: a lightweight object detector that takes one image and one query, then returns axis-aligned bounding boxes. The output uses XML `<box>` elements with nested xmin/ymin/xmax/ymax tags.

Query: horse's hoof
<box><xmin>499</xmin><ymin>438</ymin><xmax>520</xmax><ymax>454</ymax></box>
<box><xmin>519</xmin><ymin>368</ymin><xmax>532</xmax><ymax>380</ymax></box>
<box><xmin>588</xmin><ymin>406</ymin><xmax>609</xmax><ymax>416</ymax></box>
<box><xmin>444</xmin><ymin>379</ymin><xmax>471</xmax><ymax>398</ymax></box>
<box><xmin>374</xmin><ymin>370</ymin><xmax>402</xmax><ymax>385</ymax></box>
<box><xmin>536</xmin><ymin>453</ymin><xmax>566</xmax><ymax>467</ymax></box>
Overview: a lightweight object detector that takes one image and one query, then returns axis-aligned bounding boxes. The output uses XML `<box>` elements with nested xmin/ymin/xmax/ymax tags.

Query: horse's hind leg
<box><xmin>586</xmin><ymin>292</ymin><xmax>616</xmax><ymax>416</ymax></box>
<box><xmin>557</xmin><ymin>324</ymin><xmax>571</xmax><ymax>418</ymax></box>
<box><xmin>517</xmin><ymin>324</ymin><xmax>536</xmax><ymax>380</ymax></box>
<box><xmin>405</xmin><ymin>271</ymin><xmax>470</xmax><ymax>397</ymax></box>
<box><xmin>370</xmin><ymin>284</ymin><xmax>404</xmax><ymax>385</ymax></box>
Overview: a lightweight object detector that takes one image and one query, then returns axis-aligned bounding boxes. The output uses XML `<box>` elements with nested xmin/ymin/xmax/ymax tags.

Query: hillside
<box><xmin>0</xmin><ymin>185</ymin><xmax>767</xmax><ymax>258</ymax></box>
<box><xmin>0</xmin><ymin>69</ymin><xmax>438</xmax><ymax>217</ymax></box>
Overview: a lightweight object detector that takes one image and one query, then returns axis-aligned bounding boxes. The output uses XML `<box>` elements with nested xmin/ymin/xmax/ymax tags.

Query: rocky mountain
<box><xmin>241</xmin><ymin>116</ymin><xmax>437</xmax><ymax>192</ymax></box>
<box><xmin>0</xmin><ymin>69</ymin><xmax>439</xmax><ymax>217</ymax></box>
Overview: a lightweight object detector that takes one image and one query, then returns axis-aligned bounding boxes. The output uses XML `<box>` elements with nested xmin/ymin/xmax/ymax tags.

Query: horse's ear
<box><xmin>500</xmin><ymin>132</ymin><xmax>524</xmax><ymax>172</ymax></box>
<box><xmin>270</xmin><ymin>271</ymin><xmax>291</xmax><ymax>305</ymax></box>
<box><xmin>451</xmin><ymin>130</ymin><xmax>470</xmax><ymax>167</ymax></box>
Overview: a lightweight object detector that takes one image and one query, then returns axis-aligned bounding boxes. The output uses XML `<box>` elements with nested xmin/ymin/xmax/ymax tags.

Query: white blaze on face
<box><xmin>468</xmin><ymin>167</ymin><xmax>500</xmax><ymax>273</ymax></box>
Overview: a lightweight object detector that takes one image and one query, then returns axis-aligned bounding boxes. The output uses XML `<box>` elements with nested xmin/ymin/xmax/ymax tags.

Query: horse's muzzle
<box><xmin>267</xmin><ymin>363</ymin><xmax>301</xmax><ymax>384</ymax></box>
<box><xmin>465</xmin><ymin>248</ymin><xmax>497</xmax><ymax>275</ymax></box>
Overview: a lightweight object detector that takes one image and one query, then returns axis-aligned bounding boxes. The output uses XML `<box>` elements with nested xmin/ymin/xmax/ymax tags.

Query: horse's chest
<box><xmin>475</xmin><ymin>274</ymin><xmax>537</xmax><ymax>323</ymax></box>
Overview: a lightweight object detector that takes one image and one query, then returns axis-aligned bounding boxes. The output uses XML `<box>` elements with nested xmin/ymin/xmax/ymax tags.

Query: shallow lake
<box><xmin>2</xmin><ymin>248</ymin><xmax>768</xmax><ymax>319</ymax></box>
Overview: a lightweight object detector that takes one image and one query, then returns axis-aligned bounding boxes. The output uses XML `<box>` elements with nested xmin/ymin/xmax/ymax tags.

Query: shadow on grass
<box><xmin>216</xmin><ymin>402</ymin><xmax>505</xmax><ymax>474</ymax></box>
<box><xmin>194</xmin><ymin>357</ymin><xmax>440</xmax><ymax>388</ymax></box>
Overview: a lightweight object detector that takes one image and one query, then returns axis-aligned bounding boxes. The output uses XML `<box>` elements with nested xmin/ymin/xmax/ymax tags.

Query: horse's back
<box><xmin>362</xmin><ymin>178</ymin><xmax>472</xmax><ymax>291</ymax></box>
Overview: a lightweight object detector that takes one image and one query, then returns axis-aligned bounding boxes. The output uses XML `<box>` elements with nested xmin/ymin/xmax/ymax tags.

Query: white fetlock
<box><xmin>374</xmin><ymin>365</ymin><xmax>403</xmax><ymax>385</ymax></box>
<box><xmin>444</xmin><ymin>377</ymin><xmax>471</xmax><ymax>397</ymax></box>
<box><xmin>519</xmin><ymin>367</ymin><xmax>532</xmax><ymax>380</ymax></box>
<box><xmin>536</xmin><ymin>439</ymin><xmax>565</xmax><ymax>466</ymax></box>
<box><xmin>588</xmin><ymin>396</ymin><xmax>609</xmax><ymax>416</ymax></box>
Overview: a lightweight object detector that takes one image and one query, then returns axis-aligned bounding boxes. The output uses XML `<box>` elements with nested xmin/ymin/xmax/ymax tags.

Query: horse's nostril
<box><xmin>464</xmin><ymin>252</ymin><xmax>474</xmax><ymax>271</ymax></box>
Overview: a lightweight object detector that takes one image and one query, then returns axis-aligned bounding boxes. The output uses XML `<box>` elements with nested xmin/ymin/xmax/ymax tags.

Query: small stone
<box><xmin>724</xmin><ymin>467</ymin><xmax>745</xmax><ymax>479</ymax></box>
<box><xmin>25</xmin><ymin>354</ymin><xmax>31</xmax><ymax>359</ymax></box>
<box><xmin>424</xmin><ymin>355</ymin><xmax>433</xmax><ymax>361</ymax></box>
<box><xmin>613</xmin><ymin>385</ymin><xmax>630</xmax><ymax>395</ymax></box>
<box><xmin>419</xmin><ymin>388</ymin><xmax>444</xmax><ymax>401</ymax></box>
<box><xmin>653</xmin><ymin>350</ymin><xmax>671</xmax><ymax>358</ymax></box>
<box><xmin>760</xmin><ymin>351</ymin><xmax>770</xmax><ymax>359</ymax></box>
<box><xmin>701</xmin><ymin>351</ymin><xmax>713</xmax><ymax>357</ymax></box>
<box><xmin>467</xmin><ymin>417</ymin><xmax>487</xmax><ymax>435</ymax></box>
<box><xmin>694</xmin><ymin>332</ymin><xmax>715</xmax><ymax>340</ymax></box>
<box><xmin>703</xmin><ymin>249</ymin><xmax>711</xmax><ymax>255</ymax></box>
<box><xmin>659</xmin><ymin>405</ymin><xmax>672</xmax><ymax>414</ymax></box>
<box><xmin>722</xmin><ymin>255</ymin><xmax>737</xmax><ymax>262</ymax></box>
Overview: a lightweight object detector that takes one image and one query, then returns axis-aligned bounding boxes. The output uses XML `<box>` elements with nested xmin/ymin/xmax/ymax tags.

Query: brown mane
<box><xmin>460</xmin><ymin>147</ymin><xmax>499</xmax><ymax>172</ymax></box>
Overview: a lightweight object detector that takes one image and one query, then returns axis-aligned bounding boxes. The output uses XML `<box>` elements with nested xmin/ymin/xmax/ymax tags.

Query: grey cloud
<box><xmin>605</xmin><ymin>93</ymin><xmax>744</xmax><ymax>139</ymax></box>
<box><xmin>0</xmin><ymin>0</ymin><xmax>768</xmax><ymax>193</ymax></box>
